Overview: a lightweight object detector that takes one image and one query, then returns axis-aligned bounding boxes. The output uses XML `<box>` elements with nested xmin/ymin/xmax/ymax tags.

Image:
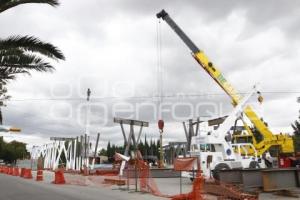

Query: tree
<box><xmin>98</xmin><ymin>148</ymin><xmax>107</xmax><ymax>156</ymax></box>
<box><xmin>106</xmin><ymin>141</ymin><xmax>112</xmax><ymax>158</ymax></box>
<box><xmin>0</xmin><ymin>0</ymin><xmax>64</xmax><ymax>123</ymax></box>
<box><xmin>292</xmin><ymin>118</ymin><xmax>300</xmax><ymax>136</ymax></box>
<box><xmin>0</xmin><ymin>137</ymin><xmax>28</xmax><ymax>164</ymax></box>
<box><xmin>0</xmin><ymin>36</ymin><xmax>65</xmax><ymax>82</ymax></box>
<box><xmin>292</xmin><ymin>117</ymin><xmax>300</xmax><ymax>152</ymax></box>
<box><xmin>0</xmin><ymin>0</ymin><xmax>65</xmax><ymax>83</ymax></box>
<box><xmin>144</xmin><ymin>135</ymin><xmax>149</xmax><ymax>159</ymax></box>
<box><xmin>0</xmin><ymin>0</ymin><xmax>59</xmax><ymax>13</ymax></box>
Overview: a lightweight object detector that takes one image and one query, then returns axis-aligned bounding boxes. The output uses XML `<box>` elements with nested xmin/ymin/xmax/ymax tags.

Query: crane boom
<box><xmin>157</xmin><ymin>9</ymin><xmax>294</xmax><ymax>155</ymax></box>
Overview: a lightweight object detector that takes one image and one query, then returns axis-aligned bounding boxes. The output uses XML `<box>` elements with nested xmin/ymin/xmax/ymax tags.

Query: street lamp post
<box><xmin>84</xmin><ymin>88</ymin><xmax>91</xmax><ymax>170</ymax></box>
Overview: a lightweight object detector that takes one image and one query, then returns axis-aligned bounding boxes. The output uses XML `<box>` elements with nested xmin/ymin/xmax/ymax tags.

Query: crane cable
<box><xmin>156</xmin><ymin>18</ymin><xmax>163</xmax><ymax>120</ymax></box>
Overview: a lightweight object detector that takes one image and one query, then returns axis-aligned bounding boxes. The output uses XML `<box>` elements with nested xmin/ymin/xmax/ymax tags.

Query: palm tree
<box><xmin>292</xmin><ymin>118</ymin><xmax>300</xmax><ymax>136</ymax></box>
<box><xmin>0</xmin><ymin>35</ymin><xmax>65</xmax><ymax>82</ymax></box>
<box><xmin>292</xmin><ymin>117</ymin><xmax>300</xmax><ymax>152</ymax></box>
<box><xmin>0</xmin><ymin>0</ymin><xmax>65</xmax><ymax>82</ymax></box>
<box><xmin>0</xmin><ymin>0</ymin><xmax>59</xmax><ymax>13</ymax></box>
<box><xmin>0</xmin><ymin>0</ymin><xmax>65</xmax><ymax>124</ymax></box>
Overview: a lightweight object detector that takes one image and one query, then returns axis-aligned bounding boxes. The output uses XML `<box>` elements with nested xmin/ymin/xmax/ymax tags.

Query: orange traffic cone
<box><xmin>52</xmin><ymin>169</ymin><xmax>66</xmax><ymax>184</ymax></box>
<box><xmin>13</xmin><ymin>168</ymin><xmax>20</xmax><ymax>176</ymax></box>
<box><xmin>23</xmin><ymin>168</ymin><xmax>33</xmax><ymax>179</ymax></box>
<box><xmin>36</xmin><ymin>169</ymin><xmax>43</xmax><ymax>181</ymax></box>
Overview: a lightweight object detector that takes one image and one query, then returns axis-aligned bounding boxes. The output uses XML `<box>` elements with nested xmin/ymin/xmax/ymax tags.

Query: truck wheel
<box><xmin>212</xmin><ymin>163</ymin><xmax>230</xmax><ymax>180</ymax></box>
<box><xmin>249</xmin><ymin>161</ymin><xmax>260</xmax><ymax>169</ymax></box>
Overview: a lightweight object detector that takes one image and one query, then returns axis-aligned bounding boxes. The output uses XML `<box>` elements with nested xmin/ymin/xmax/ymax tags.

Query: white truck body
<box><xmin>183</xmin><ymin>86</ymin><xmax>265</xmax><ymax>179</ymax></box>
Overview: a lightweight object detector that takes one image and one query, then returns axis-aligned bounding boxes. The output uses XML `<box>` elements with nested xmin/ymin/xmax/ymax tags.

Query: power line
<box><xmin>5</xmin><ymin>91</ymin><xmax>300</xmax><ymax>102</ymax></box>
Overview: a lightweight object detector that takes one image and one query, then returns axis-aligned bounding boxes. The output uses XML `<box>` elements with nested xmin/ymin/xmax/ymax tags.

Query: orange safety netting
<box><xmin>171</xmin><ymin>171</ymin><xmax>203</xmax><ymax>200</ymax></box>
<box><xmin>137</xmin><ymin>159</ymin><xmax>164</xmax><ymax>196</ymax></box>
<box><xmin>174</xmin><ymin>157</ymin><xmax>197</xmax><ymax>171</ymax></box>
<box><xmin>123</xmin><ymin>154</ymin><xmax>203</xmax><ymax>200</ymax></box>
<box><xmin>125</xmin><ymin>157</ymin><xmax>203</xmax><ymax>200</ymax></box>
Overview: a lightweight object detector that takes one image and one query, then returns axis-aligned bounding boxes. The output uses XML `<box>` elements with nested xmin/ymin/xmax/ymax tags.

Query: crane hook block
<box><xmin>258</xmin><ymin>95</ymin><xmax>264</xmax><ymax>104</ymax></box>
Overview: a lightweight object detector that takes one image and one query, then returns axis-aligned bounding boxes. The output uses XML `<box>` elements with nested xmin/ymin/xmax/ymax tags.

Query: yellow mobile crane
<box><xmin>157</xmin><ymin>10</ymin><xmax>294</xmax><ymax>156</ymax></box>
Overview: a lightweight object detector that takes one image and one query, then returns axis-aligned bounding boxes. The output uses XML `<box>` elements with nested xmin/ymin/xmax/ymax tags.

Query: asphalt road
<box><xmin>0</xmin><ymin>174</ymin><xmax>163</xmax><ymax>200</ymax></box>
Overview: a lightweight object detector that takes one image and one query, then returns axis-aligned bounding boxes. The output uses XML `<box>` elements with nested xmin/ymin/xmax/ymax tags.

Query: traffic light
<box><xmin>0</xmin><ymin>126</ymin><xmax>21</xmax><ymax>133</ymax></box>
<box><xmin>9</xmin><ymin>128</ymin><xmax>21</xmax><ymax>132</ymax></box>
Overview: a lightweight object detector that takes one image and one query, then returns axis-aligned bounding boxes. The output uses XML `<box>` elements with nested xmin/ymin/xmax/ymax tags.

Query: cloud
<box><xmin>0</xmin><ymin>0</ymin><xmax>299</xmax><ymax>147</ymax></box>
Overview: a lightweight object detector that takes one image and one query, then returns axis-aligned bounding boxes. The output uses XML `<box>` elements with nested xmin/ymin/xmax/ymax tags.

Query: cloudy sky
<box><xmin>0</xmin><ymin>0</ymin><xmax>300</xmax><ymax>149</ymax></box>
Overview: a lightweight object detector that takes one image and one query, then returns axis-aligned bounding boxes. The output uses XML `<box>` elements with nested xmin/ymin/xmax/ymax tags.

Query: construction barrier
<box><xmin>20</xmin><ymin>168</ymin><xmax>25</xmax><ymax>177</ymax></box>
<box><xmin>8</xmin><ymin>167</ymin><xmax>13</xmax><ymax>175</ymax></box>
<box><xmin>36</xmin><ymin>169</ymin><xmax>43</xmax><ymax>181</ymax></box>
<box><xmin>0</xmin><ymin>166</ymin><xmax>7</xmax><ymax>174</ymax></box>
<box><xmin>52</xmin><ymin>169</ymin><xmax>66</xmax><ymax>184</ymax></box>
<box><xmin>4</xmin><ymin>167</ymin><xmax>8</xmax><ymax>174</ymax></box>
<box><xmin>23</xmin><ymin>168</ymin><xmax>33</xmax><ymax>179</ymax></box>
<box><xmin>13</xmin><ymin>167</ymin><xmax>20</xmax><ymax>176</ymax></box>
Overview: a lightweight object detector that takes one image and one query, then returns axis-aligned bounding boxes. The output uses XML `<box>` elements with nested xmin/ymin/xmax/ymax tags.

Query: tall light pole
<box><xmin>85</xmin><ymin>88</ymin><xmax>91</xmax><ymax>135</ymax></box>
<box><xmin>84</xmin><ymin>88</ymin><xmax>91</xmax><ymax>169</ymax></box>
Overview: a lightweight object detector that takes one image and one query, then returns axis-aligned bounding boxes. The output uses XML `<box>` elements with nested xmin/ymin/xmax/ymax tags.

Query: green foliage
<box><xmin>0</xmin><ymin>0</ymin><xmax>64</xmax><ymax>126</ymax></box>
<box><xmin>292</xmin><ymin>117</ymin><xmax>300</xmax><ymax>152</ymax></box>
<box><xmin>292</xmin><ymin>118</ymin><xmax>300</xmax><ymax>136</ymax></box>
<box><xmin>98</xmin><ymin>148</ymin><xmax>107</xmax><ymax>156</ymax></box>
<box><xmin>0</xmin><ymin>0</ymin><xmax>59</xmax><ymax>13</ymax></box>
<box><xmin>0</xmin><ymin>1</ymin><xmax>65</xmax><ymax>83</ymax></box>
<box><xmin>105</xmin><ymin>136</ymin><xmax>160</xmax><ymax>163</ymax></box>
<box><xmin>0</xmin><ymin>137</ymin><xmax>29</xmax><ymax>164</ymax></box>
<box><xmin>0</xmin><ymin>35</ymin><xmax>65</xmax><ymax>83</ymax></box>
